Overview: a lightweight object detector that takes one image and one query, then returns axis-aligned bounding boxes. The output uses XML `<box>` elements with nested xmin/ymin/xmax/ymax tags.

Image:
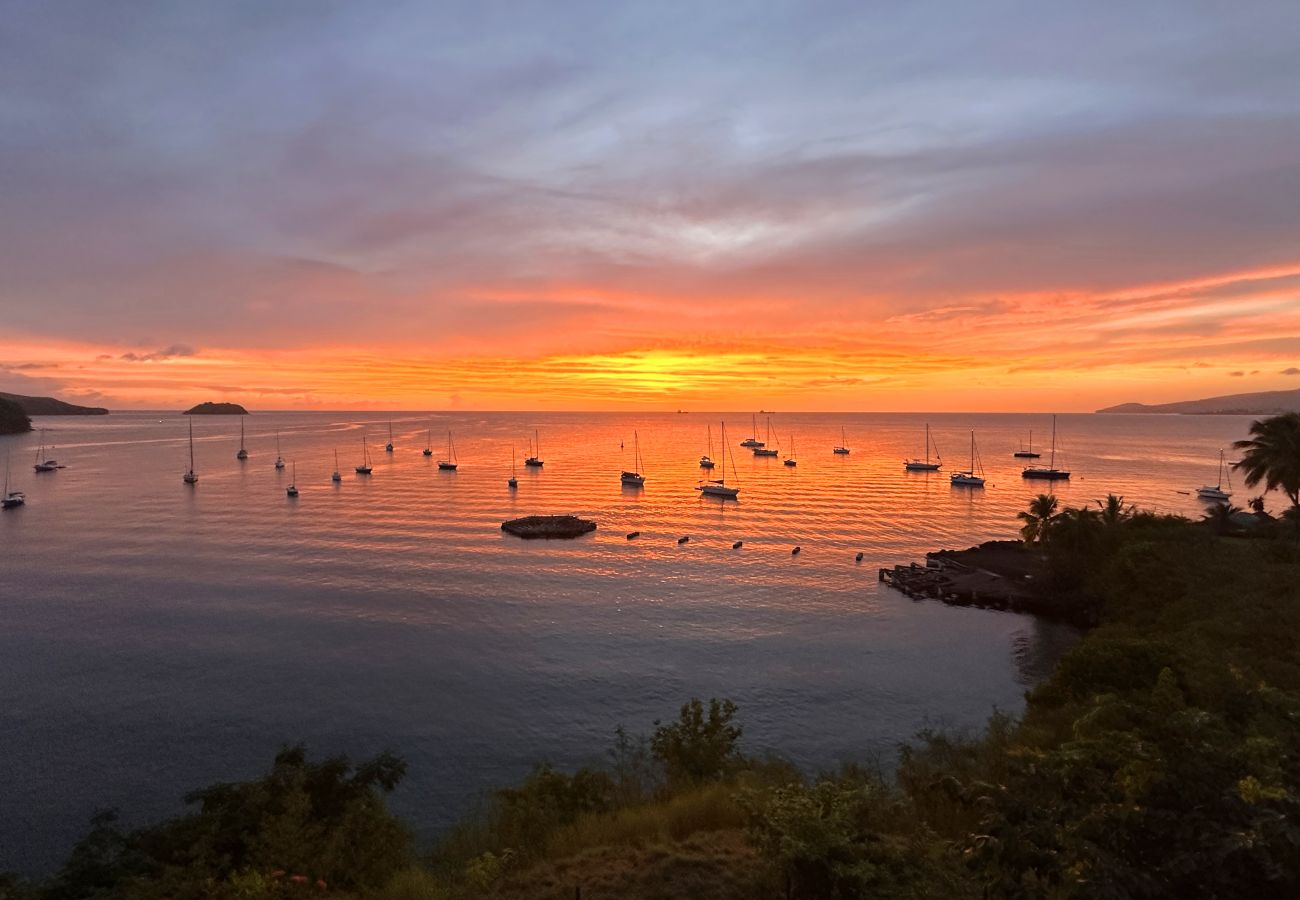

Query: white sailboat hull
<box><xmin>950</xmin><ymin>472</ymin><xmax>985</xmax><ymax>486</ymax></box>
<box><xmin>698</xmin><ymin>483</ymin><xmax>739</xmax><ymax>499</ymax></box>
<box><xmin>1196</xmin><ymin>486</ymin><xmax>1231</xmax><ymax>500</ymax></box>
<box><xmin>904</xmin><ymin>461</ymin><xmax>940</xmax><ymax>471</ymax></box>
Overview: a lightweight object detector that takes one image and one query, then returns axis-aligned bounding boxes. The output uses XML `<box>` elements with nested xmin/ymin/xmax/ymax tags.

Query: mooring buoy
<box><xmin>677</xmin><ymin>535</ymin><xmax>689</xmax><ymax>544</ymax></box>
<box><xmin>792</xmin><ymin>546</ymin><xmax>801</xmax><ymax>555</ymax></box>
<box><xmin>732</xmin><ymin>540</ymin><xmax>743</xmax><ymax>549</ymax></box>
<box><xmin>855</xmin><ymin>551</ymin><xmax>864</xmax><ymax>563</ymax></box>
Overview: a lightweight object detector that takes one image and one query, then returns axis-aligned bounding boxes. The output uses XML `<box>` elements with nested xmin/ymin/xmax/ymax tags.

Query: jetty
<box><xmin>879</xmin><ymin>540</ymin><xmax>1091</xmax><ymax>625</ymax></box>
<box><xmin>501</xmin><ymin>515</ymin><xmax>597</xmax><ymax>539</ymax></box>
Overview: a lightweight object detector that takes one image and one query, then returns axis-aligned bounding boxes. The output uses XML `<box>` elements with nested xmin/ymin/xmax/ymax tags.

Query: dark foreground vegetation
<box><xmin>8</xmin><ymin>422</ymin><xmax>1300</xmax><ymax>899</ymax></box>
<box><xmin>0</xmin><ymin>396</ymin><xmax>33</xmax><ymax>434</ymax></box>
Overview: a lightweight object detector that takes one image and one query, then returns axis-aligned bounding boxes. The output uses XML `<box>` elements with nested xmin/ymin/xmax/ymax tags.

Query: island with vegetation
<box><xmin>184</xmin><ymin>401</ymin><xmax>249</xmax><ymax>415</ymax></box>
<box><xmin>0</xmin><ymin>396</ymin><xmax>33</xmax><ymax>434</ymax></box>
<box><xmin>0</xmin><ymin>391</ymin><xmax>108</xmax><ymax>416</ymax></box>
<box><xmin>10</xmin><ymin>417</ymin><xmax>1300</xmax><ymax>899</ymax></box>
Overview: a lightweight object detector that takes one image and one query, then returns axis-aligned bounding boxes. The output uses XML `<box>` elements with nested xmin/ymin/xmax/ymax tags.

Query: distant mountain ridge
<box><xmin>0</xmin><ymin>391</ymin><xmax>109</xmax><ymax>416</ymax></box>
<box><xmin>1098</xmin><ymin>388</ymin><xmax>1300</xmax><ymax>415</ymax></box>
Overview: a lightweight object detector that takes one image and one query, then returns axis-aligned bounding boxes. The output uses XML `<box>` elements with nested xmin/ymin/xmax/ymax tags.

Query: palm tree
<box><xmin>1232</xmin><ymin>413</ymin><xmax>1300</xmax><ymax>512</ymax></box>
<box><xmin>1202</xmin><ymin>501</ymin><xmax>1242</xmax><ymax>536</ymax></box>
<box><xmin>1095</xmin><ymin>494</ymin><xmax>1135</xmax><ymax>526</ymax></box>
<box><xmin>1017</xmin><ymin>494</ymin><xmax>1059</xmax><ymax>544</ymax></box>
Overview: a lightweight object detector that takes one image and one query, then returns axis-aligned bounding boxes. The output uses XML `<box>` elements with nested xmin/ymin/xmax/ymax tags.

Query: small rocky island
<box><xmin>184</xmin><ymin>402</ymin><xmax>249</xmax><ymax>415</ymax></box>
<box><xmin>501</xmin><ymin>515</ymin><xmax>597</xmax><ymax>539</ymax></box>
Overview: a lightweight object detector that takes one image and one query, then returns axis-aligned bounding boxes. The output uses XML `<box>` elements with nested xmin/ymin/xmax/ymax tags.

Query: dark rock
<box><xmin>501</xmin><ymin>515</ymin><xmax>597</xmax><ymax>540</ymax></box>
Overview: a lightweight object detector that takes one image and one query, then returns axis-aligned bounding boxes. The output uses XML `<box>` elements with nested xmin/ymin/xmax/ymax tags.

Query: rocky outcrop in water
<box><xmin>184</xmin><ymin>402</ymin><xmax>249</xmax><ymax>415</ymax></box>
<box><xmin>501</xmin><ymin>515</ymin><xmax>597</xmax><ymax>539</ymax></box>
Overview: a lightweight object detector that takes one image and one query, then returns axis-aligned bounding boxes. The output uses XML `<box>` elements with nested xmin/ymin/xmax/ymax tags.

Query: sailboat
<box><xmin>1022</xmin><ymin>415</ymin><xmax>1070</xmax><ymax>480</ymax></box>
<box><xmin>1196</xmin><ymin>449</ymin><xmax>1233</xmax><ymax>501</ymax></box>
<box><xmin>183</xmin><ymin>419</ymin><xmax>199</xmax><ymax>484</ymax></box>
<box><xmin>3</xmin><ymin>452</ymin><xmax>25</xmax><ymax>509</ymax></box>
<box><xmin>739</xmin><ymin>414</ymin><xmax>765</xmax><ymax>448</ymax></box>
<box><xmin>699</xmin><ymin>424</ymin><xmax>716</xmax><ymax>469</ymax></box>
<box><xmin>784</xmin><ymin>434</ymin><xmax>797</xmax><ymax>467</ymax></box>
<box><xmin>274</xmin><ymin>431</ymin><xmax>285</xmax><ymax>470</ymax></box>
<box><xmin>355</xmin><ymin>435</ymin><xmax>373</xmax><ymax>474</ymax></box>
<box><xmin>332</xmin><ymin>449</ymin><xmax>342</xmax><ymax>482</ymax></box>
<box><xmin>33</xmin><ymin>430</ymin><xmax>61</xmax><ymax>471</ymax></box>
<box><xmin>423</xmin><ymin>427</ymin><xmax>433</xmax><ymax>458</ymax></box>
<box><xmin>904</xmin><ymin>424</ymin><xmax>941</xmax><ymax>471</ymax></box>
<box><xmin>1013</xmin><ymin>429</ymin><xmax>1041</xmax><ymax>459</ymax></box>
<box><xmin>385</xmin><ymin>421</ymin><xmax>395</xmax><ymax>452</ymax></box>
<box><xmin>753</xmin><ymin>417</ymin><xmax>779</xmax><ymax>456</ymax></box>
<box><xmin>524</xmin><ymin>429</ymin><xmax>543</xmax><ymax>467</ymax></box>
<box><xmin>620</xmin><ymin>431</ymin><xmax>646</xmax><ymax>485</ymax></box>
<box><xmin>508</xmin><ymin>445</ymin><xmax>518</xmax><ymax>489</ymax></box>
<box><xmin>950</xmin><ymin>431</ymin><xmax>986</xmax><ymax>487</ymax></box>
<box><xmin>438</xmin><ymin>430</ymin><xmax>458</xmax><ymax>470</ymax></box>
<box><xmin>286</xmin><ymin>461</ymin><xmax>299</xmax><ymax>497</ymax></box>
<box><xmin>236</xmin><ymin>419</ymin><xmax>248</xmax><ymax>460</ymax></box>
<box><xmin>833</xmin><ymin>426</ymin><xmax>850</xmax><ymax>454</ymax></box>
<box><xmin>698</xmin><ymin>422</ymin><xmax>740</xmax><ymax>499</ymax></box>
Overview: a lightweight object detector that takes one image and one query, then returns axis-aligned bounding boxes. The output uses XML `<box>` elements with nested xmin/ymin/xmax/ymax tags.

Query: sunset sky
<box><xmin>2</xmin><ymin>1</ymin><xmax>1299</xmax><ymax>411</ymax></box>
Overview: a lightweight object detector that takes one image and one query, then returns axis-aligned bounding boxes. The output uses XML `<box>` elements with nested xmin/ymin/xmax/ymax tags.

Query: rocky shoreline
<box><xmin>880</xmin><ymin>539</ymin><xmax>1096</xmax><ymax>626</ymax></box>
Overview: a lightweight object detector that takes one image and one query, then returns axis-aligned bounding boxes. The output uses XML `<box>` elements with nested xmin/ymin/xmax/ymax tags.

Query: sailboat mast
<box><xmin>1049</xmin><ymin>416</ymin><xmax>1057</xmax><ymax>468</ymax></box>
<box><xmin>188</xmin><ymin>419</ymin><xmax>195</xmax><ymax>471</ymax></box>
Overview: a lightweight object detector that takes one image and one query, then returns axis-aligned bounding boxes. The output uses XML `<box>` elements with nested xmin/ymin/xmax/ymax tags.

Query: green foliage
<box><xmin>490</xmin><ymin>764</ymin><xmax>616</xmax><ymax>856</ymax></box>
<box><xmin>0</xmin><ymin>396</ymin><xmax>32</xmax><ymax>435</ymax></box>
<box><xmin>43</xmin><ymin>747</ymin><xmax>412</xmax><ymax>899</ymax></box>
<box><xmin>745</xmin><ymin>779</ymin><xmax>970</xmax><ymax>899</ymax></box>
<box><xmin>650</xmin><ymin>698</ymin><xmax>743</xmax><ymax>788</ymax></box>
<box><xmin>1016</xmin><ymin>493</ymin><xmax>1059</xmax><ymax>543</ymax></box>
<box><xmin>1233</xmin><ymin>412</ymin><xmax>1300</xmax><ymax>508</ymax></box>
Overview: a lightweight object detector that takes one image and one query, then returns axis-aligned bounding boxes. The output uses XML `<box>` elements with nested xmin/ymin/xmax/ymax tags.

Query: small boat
<box><xmin>332</xmin><ymin>449</ymin><xmax>342</xmax><ymax>483</ymax></box>
<box><xmin>620</xmin><ymin>431</ymin><xmax>646</xmax><ymax>485</ymax></box>
<box><xmin>438</xmin><ymin>430</ymin><xmax>458</xmax><ymax>470</ymax></box>
<box><xmin>700</xmin><ymin>424</ymin><xmax>716</xmax><ymax>469</ymax></box>
<box><xmin>3</xmin><ymin>453</ymin><xmax>25</xmax><ymax>509</ymax></box>
<box><xmin>286</xmin><ymin>461</ymin><xmax>299</xmax><ymax>497</ymax></box>
<box><xmin>753</xmin><ymin>417</ymin><xmax>779</xmax><ymax>456</ymax></box>
<box><xmin>784</xmin><ymin>434</ymin><xmax>797</xmax><ymax>467</ymax></box>
<box><xmin>236</xmin><ymin>419</ymin><xmax>248</xmax><ymax>460</ymax></box>
<box><xmin>33</xmin><ymin>431</ymin><xmax>62</xmax><ymax>471</ymax></box>
<box><xmin>385</xmin><ymin>421</ymin><xmax>395</xmax><ymax>452</ymax></box>
<box><xmin>1013</xmin><ymin>429</ymin><xmax>1041</xmax><ymax>459</ymax></box>
<box><xmin>1196</xmin><ymin>449</ymin><xmax>1233</xmax><ymax>501</ymax></box>
<box><xmin>508</xmin><ymin>445</ymin><xmax>518</xmax><ymax>489</ymax></box>
<box><xmin>698</xmin><ymin>422</ymin><xmax>740</xmax><ymax>499</ymax></box>
<box><xmin>950</xmin><ymin>431</ymin><xmax>986</xmax><ymax>487</ymax></box>
<box><xmin>356</xmin><ymin>435</ymin><xmax>373</xmax><ymax>474</ymax></box>
<box><xmin>833</xmin><ymin>426</ymin><xmax>851</xmax><ymax>455</ymax></box>
<box><xmin>274</xmin><ymin>431</ymin><xmax>285</xmax><ymax>470</ymax></box>
<box><xmin>904</xmin><ymin>424</ymin><xmax>941</xmax><ymax>471</ymax></box>
<box><xmin>739</xmin><ymin>413</ymin><xmax>765</xmax><ymax>448</ymax></box>
<box><xmin>677</xmin><ymin>536</ymin><xmax>689</xmax><ymax>544</ymax></box>
<box><xmin>524</xmin><ymin>429</ymin><xmax>543</xmax><ymax>467</ymax></box>
<box><xmin>183</xmin><ymin>419</ymin><xmax>199</xmax><ymax>484</ymax></box>
<box><xmin>423</xmin><ymin>427</ymin><xmax>433</xmax><ymax>458</ymax></box>
<box><xmin>1022</xmin><ymin>415</ymin><xmax>1070</xmax><ymax>480</ymax></box>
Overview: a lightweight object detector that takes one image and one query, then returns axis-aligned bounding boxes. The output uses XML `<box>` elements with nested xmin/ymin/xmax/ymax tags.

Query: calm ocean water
<box><xmin>0</xmin><ymin>410</ymin><xmax>1258</xmax><ymax>873</ymax></box>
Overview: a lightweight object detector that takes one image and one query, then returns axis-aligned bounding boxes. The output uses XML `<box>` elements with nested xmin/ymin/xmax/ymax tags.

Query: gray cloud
<box><xmin>119</xmin><ymin>344</ymin><xmax>198</xmax><ymax>362</ymax></box>
<box><xmin>1281</xmin><ymin>367</ymin><xmax>1300</xmax><ymax>375</ymax></box>
<box><xmin>2</xmin><ymin>0</ymin><xmax>1299</xmax><ymax>353</ymax></box>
